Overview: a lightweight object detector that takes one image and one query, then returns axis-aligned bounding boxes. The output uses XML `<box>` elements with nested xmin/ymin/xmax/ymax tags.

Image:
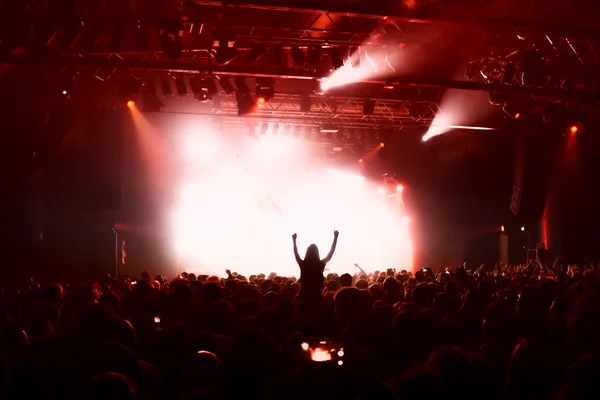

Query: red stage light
<box><xmin>515</xmin><ymin>113</ymin><xmax>521</xmax><ymax>119</ymax></box>
<box><xmin>257</xmin><ymin>97</ymin><xmax>266</xmax><ymax>105</ymax></box>
<box><xmin>570</xmin><ymin>125</ymin><xmax>578</xmax><ymax>134</ymax></box>
<box><xmin>501</xmin><ymin>225</ymin><xmax>505</xmax><ymax>232</ymax></box>
<box><xmin>358</xmin><ymin>158</ymin><xmax>363</xmax><ymax>163</ymax></box>
<box><xmin>127</xmin><ymin>100</ymin><xmax>134</xmax><ymax>108</ymax></box>
<box><xmin>379</xmin><ymin>142</ymin><xmax>385</xmax><ymax>148</ymax></box>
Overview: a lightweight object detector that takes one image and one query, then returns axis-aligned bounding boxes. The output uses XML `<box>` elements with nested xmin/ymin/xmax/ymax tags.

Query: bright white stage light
<box><xmin>170</xmin><ymin>128</ymin><xmax>414</xmax><ymax>277</ymax></box>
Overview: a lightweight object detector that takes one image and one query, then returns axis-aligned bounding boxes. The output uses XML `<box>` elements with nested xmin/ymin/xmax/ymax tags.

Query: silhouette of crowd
<box><xmin>1</xmin><ymin>257</ymin><xmax>600</xmax><ymax>400</ymax></box>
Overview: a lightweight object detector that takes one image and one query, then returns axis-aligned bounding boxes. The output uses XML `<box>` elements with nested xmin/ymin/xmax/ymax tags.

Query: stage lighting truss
<box><xmin>465</xmin><ymin>29</ymin><xmax>600</xmax><ymax>97</ymax></box>
<box><xmin>216</xmin><ymin>94</ymin><xmax>440</xmax><ymax>129</ymax></box>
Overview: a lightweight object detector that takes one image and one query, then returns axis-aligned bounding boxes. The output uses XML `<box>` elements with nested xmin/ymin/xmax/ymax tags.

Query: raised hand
<box><xmin>334</xmin><ymin>230</ymin><xmax>339</xmax><ymax>238</ymax></box>
<box><xmin>292</xmin><ymin>233</ymin><xmax>297</xmax><ymax>241</ymax></box>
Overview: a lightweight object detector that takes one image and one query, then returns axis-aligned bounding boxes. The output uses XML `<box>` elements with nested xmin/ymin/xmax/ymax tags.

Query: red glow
<box><xmin>501</xmin><ymin>225</ymin><xmax>505</xmax><ymax>232</ymax></box>
<box><xmin>358</xmin><ymin>158</ymin><xmax>363</xmax><ymax>163</ymax></box>
<box><xmin>570</xmin><ymin>125</ymin><xmax>578</xmax><ymax>134</ymax></box>
<box><xmin>257</xmin><ymin>97</ymin><xmax>266</xmax><ymax>105</ymax></box>
<box><xmin>127</xmin><ymin>100</ymin><xmax>135</xmax><ymax>108</ymax></box>
<box><xmin>379</xmin><ymin>142</ymin><xmax>385</xmax><ymax>148</ymax></box>
<box><xmin>515</xmin><ymin>113</ymin><xmax>521</xmax><ymax>119</ymax></box>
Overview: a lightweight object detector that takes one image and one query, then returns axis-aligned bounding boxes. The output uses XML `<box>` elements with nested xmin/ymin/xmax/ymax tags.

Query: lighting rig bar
<box><xmin>2</xmin><ymin>53</ymin><xmax>596</xmax><ymax>101</ymax></box>
<box><xmin>189</xmin><ymin>0</ymin><xmax>600</xmax><ymax>39</ymax></box>
<box><xmin>216</xmin><ymin>94</ymin><xmax>439</xmax><ymax>128</ymax></box>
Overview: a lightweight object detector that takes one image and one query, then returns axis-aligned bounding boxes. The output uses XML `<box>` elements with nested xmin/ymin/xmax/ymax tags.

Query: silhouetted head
<box><xmin>305</xmin><ymin>244</ymin><xmax>320</xmax><ymax>263</ymax></box>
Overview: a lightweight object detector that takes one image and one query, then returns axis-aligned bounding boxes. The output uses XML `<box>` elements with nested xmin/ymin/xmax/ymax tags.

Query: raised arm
<box><xmin>292</xmin><ymin>233</ymin><xmax>302</xmax><ymax>264</ymax></box>
<box><xmin>322</xmin><ymin>230</ymin><xmax>339</xmax><ymax>263</ymax></box>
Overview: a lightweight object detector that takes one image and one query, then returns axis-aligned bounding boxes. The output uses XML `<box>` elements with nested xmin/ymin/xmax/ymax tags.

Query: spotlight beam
<box><xmin>2</xmin><ymin>53</ymin><xmax>596</xmax><ymax>100</ymax></box>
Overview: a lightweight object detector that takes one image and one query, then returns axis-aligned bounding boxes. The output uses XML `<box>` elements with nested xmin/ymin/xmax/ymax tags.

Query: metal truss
<box><xmin>212</xmin><ymin>94</ymin><xmax>439</xmax><ymax>129</ymax></box>
<box><xmin>465</xmin><ymin>25</ymin><xmax>600</xmax><ymax>94</ymax></box>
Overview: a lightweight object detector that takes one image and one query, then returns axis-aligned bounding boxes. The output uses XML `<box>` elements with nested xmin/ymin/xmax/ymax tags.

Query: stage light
<box><xmin>358</xmin><ymin>158</ymin><xmax>363</xmax><ymax>163</ymax></box>
<box><xmin>235</xmin><ymin>77</ymin><xmax>250</xmax><ymax>92</ymax></box>
<box><xmin>291</xmin><ymin>46</ymin><xmax>306</xmax><ymax>66</ymax></box>
<box><xmin>363</xmin><ymin>99</ymin><xmax>375</xmax><ymax>115</ymax></box>
<box><xmin>134</xmin><ymin>20</ymin><xmax>148</xmax><ymax>50</ymax></box>
<box><xmin>213</xmin><ymin>32</ymin><xmax>237</xmax><ymax>66</ymax></box>
<box><xmin>246</xmin><ymin>42</ymin><xmax>267</xmax><ymax>64</ymax></box>
<box><xmin>236</xmin><ymin>92</ymin><xmax>255</xmax><ymax>115</ymax></box>
<box><xmin>570</xmin><ymin>125</ymin><xmax>579</xmax><ymax>134</ymax></box>
<box><xmin>307</xmin><ymin>45</ymin><xmax>323</xmax><ymax>67</ymax></box>
<box><xmin>396</xmin><ymin>185</ymin><xmax>403</xmax><ymax>191</ymax></box>
<box><xmin>270</xmin><ymin>44</ymin><xmax>284</xmax><ymax>66</ymax></box>
<box><xmin>159</xmin><ymin>21</ymin><xmax>184</xmax><ymax>61</ymax></box>
<box><xmin>384</xmin><ymin>81</ymin><xmax>395</xmax><ymax>90</ymax></box>
<box><xmin>320</xmin><ymin>124</ymin><xmax>339</xmax><ymax>134</ymax></box>
<box><xmin>521</xmin><ymin>226</ymin><xmax>525</xmax><ymax>231</ymax></box>
<box><xmin>515</xmin><ymin>113</ymin><xmax>521</xmax><ymax>119</ymax></box>
<box><xmin>141</xmin><ymin>78</ymin><xmax>165</xmax><ymax>112</ymax></box>
<box><xmin>257</xmin><ymin>97</ymin><xmax>266</xmax><ymax>105</ymax></box>
<box><xmin>488</xmin><ymin>92</ymin><xmax>507</xmax><ymax>107</ymax></box>
<box><xmin>349</xmin><ymin>46</ymin><xmax>360</xmax><ymax>68</ymax></box>
<box><xmin>127</xmin><ymin>100</ymin><xmax>134</xmax><ymax>108</ymax></box>
<box><xmin>255</xmin><ymin>77</ymin><xmax>275</xmax><ymax>102</ymax></box>
<box><xmin>501</xmin><ymin>225</ymin><xmax>505</xmax><ymax>232</ymax></box>
<box><xmin>190</xmin><ymin>77</ymin><xmax>218</xmax><ymax>102</ymax></box>
<box><xmin>300</xmin><ymin>96</ymin><xmax>312</xmax><ymax>112</ymax></box>
<box><xmin>218</xmin><ymin>77</ymin><xmax>235</xmax><ymax>95</ymax></box>
<box><xmin>379</xmin><ymin>142</ymin><xmax>385</xmax><ymax>148</ymax></box>
<box><xmin>118</xmin><ymin>75</ymin><xmax>141</xmax><ymax>100</ymax></box>
<box><xmin>329</xmin><ymin>46</ymin><xmax>347</xmax><ymax>70</ymax></box>
<box><xmin>175</xmin><ymin>76</ymin><xmax>187</xmax><ymax>97</ymax></box>
<box><xmin>62</xmin><ymin>90</ymin><xmax>67</xmax><ymax>95</ymax></box>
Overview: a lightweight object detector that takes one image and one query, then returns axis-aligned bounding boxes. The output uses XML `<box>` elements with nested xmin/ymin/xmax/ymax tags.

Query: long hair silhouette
<box><xmin>304</xmin><ymin>244</ymin><xmax>321</xmax><ymax>264</ymax></box>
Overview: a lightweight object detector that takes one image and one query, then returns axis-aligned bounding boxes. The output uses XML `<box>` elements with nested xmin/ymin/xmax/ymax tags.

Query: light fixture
<box><xmin>218</xmin><ymin>77</ymin><xmax>235</xmax><ymax>94</ymax></box>
<box><xmin>269</xmin><ymin>44</ymin><xmax>284</xmax><ymax>66</ymax></box>
<box><xmin>255</xmin><ymin>77</ymin><xmax>275</xmax><ymax>103</ymax></box>
<box><xmin>521</xmin><ymin>226</ymin><xmax>525</xmax><ymax>231</ymax></box>
<box><xmin>291</xmin><ymin>46</ymin><xmax>305</xmax><ymax>67</ymax></box>
<box><xmin>175</xmin><ymin>76</ymin><xmax>187</xmax><ymax>96</ymax></box>
<box><xmin>159</xmin><ymin>21</ymin><xmax>184</xmax><ymax>61</ymax></box>
<box><xmin>307</xmin><ymin>45</ymin><xmax>323</xmax><ymax>67</ymax></box>
<box><xmin>363</xmin><ymin>99</ymin><xmax>375</xmax><ymax>115</ymax></box>
<box><xmin>134</xmin><ymin>20</ymin><xmax>148</xmax><ymax>50</ymax></box>
<box><xmin>246</xmin><ymin>42</ymin><xmax>266</xmax><ymax>64</ymax></box>
<box><xmin>235</xmin><ymin>77</ymin><xmax>255</xmax><ymax>115</ymax></box>
<box><xmin>213</xmin><ymin>32</ymin><xmax>237</xmax><ymax>66</ymax></box>
<box><xmin>349</xmin><ymin>46</ymin><xmax>360</xmax><ymax>68</ymax></box>
<box><xmin>329</xmin><ymin>47</ymin><xmax>346</xmax><ymax>69</ymax></box>
<box><xmin>235</xmin><ymin>77</ymin><xmax>250</xmax><ymax>93</ymax></box>
<box><xmin>118</xmin><ymin>75</ymin><xmax>141</xmax><ymax>100</ymax></box>
<box><xmin>190</xmin><ymin>77</ymin><xmax>218</xmax><ymax>102</ymax></box>
<box><xmin>488</xmin><ymin>92</ymin><xmax>507</xmax><ymax>107</ymax></box>
<box><xmin>320</xmin><ymin>124</ymin><xmax>339</xmax><ymax>133</ymax></box>
<box><xmin>141</xmin><ymin>78</ymin><xmax>164</xmax><ymax>112</ymax></box>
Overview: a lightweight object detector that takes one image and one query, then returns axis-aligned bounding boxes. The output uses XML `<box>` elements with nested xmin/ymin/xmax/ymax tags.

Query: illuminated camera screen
<box><xmin>301</xmin><ymin>340</ymin><xmax>345</xmax><ymax>365</ymax></box>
